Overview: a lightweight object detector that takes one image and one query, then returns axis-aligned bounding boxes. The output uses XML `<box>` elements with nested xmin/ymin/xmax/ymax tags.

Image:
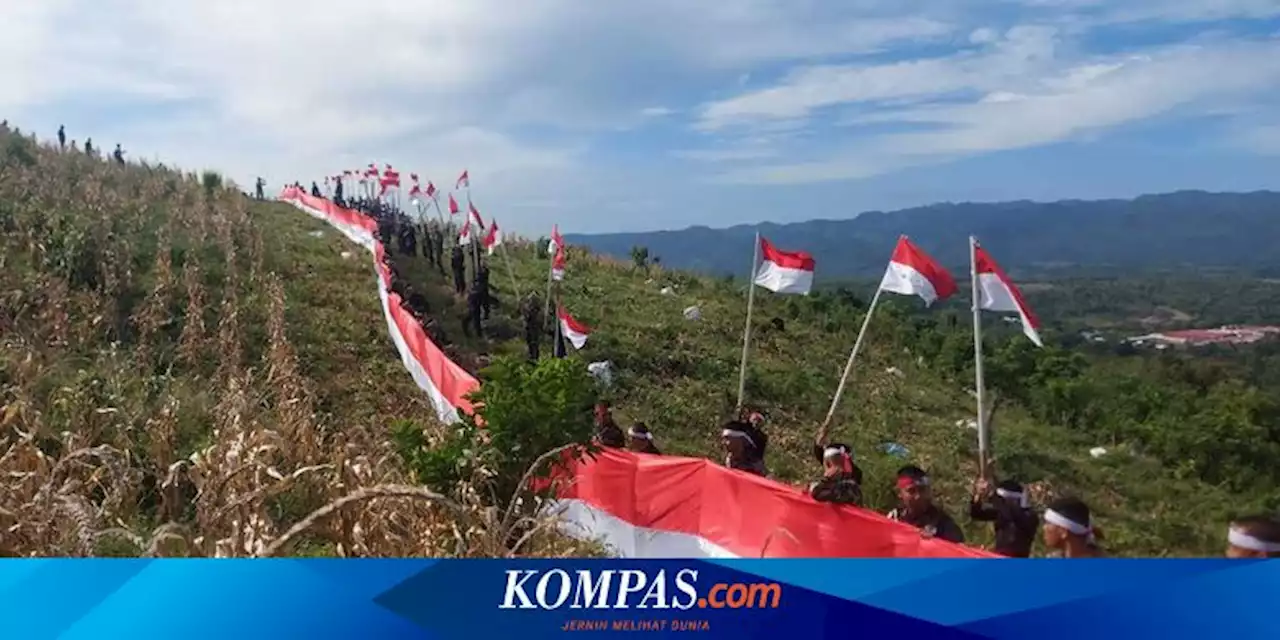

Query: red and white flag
<box><xmin>456</xmin><ymin>170</ymin><xmax>470</xmax><ymax>190</ymax></box>
<box><xmin>551</xmin><ymin>246</ymin><xmax>566</xmax><ymax>281</ymax></box>
<box><xmin>448</xmin><ymin>194</ymin><xmax>460</xmax><ymax>215</ymax></box>
<box><xmin>458</xmin><ymin>219</ymin><xmax>473</xmax><ymax>246</ymax></box>
<box><xmin>409</xmin><ymin>179</ymin><xmax>422</xmax><ymax>200</ymax></box>
<box><xmin>548</xmin><ymin>224</ymin><xmax>564</xmax><ymax>254</ymax></box>
<box><xmin>878</xmin><ymin>236</ymin><xmax>957</xmax><ymax>306</ymax></box>
<box><xmin>973</xmin><ymin>241</ymin><xmax>1043</xmax><ymax>347</ymax></box>
<box><xmin>425</xmin><ymin>182</ymin><xmax>437</xmax><ymax>198</ymax></box>
<box><xmin>483</xmin><ymin>220</ymin><xmax>503</xmax><ymax>255</ymax></box>
<box><xmin>558</xmin><ymin>306</ymin><xmax>591</xmax><ymax>349</ymax></box>
<box><xmin>753</xmin><ymin>236</ymin><xmax>815</xmax><ymax>295</ymax></box>
<box><xmin>366</xmin><ymin>163</ymin><xmax>380</xmax><ymax>179</ymax></box>
<box><xmin>468</xmin><ymin>202</ymin><xmax>486</xmax><ymax>230</ymax></box>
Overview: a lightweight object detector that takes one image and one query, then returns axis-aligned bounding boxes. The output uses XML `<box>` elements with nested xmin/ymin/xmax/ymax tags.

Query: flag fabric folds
<box><xmin>974</xmin><ymin>243</ymin><xmax>1043</xmax><ymax>347</ymax></box>
<box><xmin>753</xmin><ymin>237</ymin><xmax>815</xmax><ymax>295</ymax></box>
<box><xmin>558</xmin><ymin>306</ymin><xmax>591</xmax><ymax>349</ymax></box>
<box><xmin>879</xmin><ymin>236</ymin><xmax>958</xmax><ymax>305</ymax></box>
<box><xmin>549</xmin><ymin>224</ymin><xmax>564</xmax><ymax>254</ymax></box>
<box><xmin>483</xmin><ymin>220</ymin><xmax>503</xmax><ymax>255</ymax></box>
<box><xmin>551</xmin><ymin>246</ymin><xmax>566</xmax><ymax>281</ymax></box>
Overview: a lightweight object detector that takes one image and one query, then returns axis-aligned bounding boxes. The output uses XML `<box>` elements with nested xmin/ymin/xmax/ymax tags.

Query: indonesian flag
<box><xmin>458</xmin><ymin>219</ymin><xmax>473</xmax><ymax>246</ymax></box>
<box><xmin>366</xmin><ymin>163</ymin><xmax>380</xmax><ymax>179</ymax></box>
<box><xmin>878</xmin><ymin>236</ymin><xmax>957</xmax><ymax>306</ymax></box>
<box><xmin>549</xmin><ymin>224</ymin><xmax>564</xmax><ymax>254</ymax></box>
<box><xmin>753</xmin><ymin>236</ymin><xmax>815</xmax><ymax>295</ymax></box>
<box><xmin>558</xmin><ymin>306</ymin><xmax>591</xmax><ymax>349</ymax></box>
<box><xmin>425</xmin><ymin>182</ymin><xmax>437</xmax><ymax>198</ymax></box>
<box><xmin>974</xmin><ymin>241</ymin><xmax>1043</xmax><ymax>347</ymax></box>
<box><xmin>483</xmin><ymin>220</ymin><xmax>503</xmax><ymax>255</ymax></box>
<box><xmin>448</xmin><ymin>194</ymin><xmax>460</xmax><ymax>215</ymax></box>
<box><xmin>409</xmin><ymin>180</ymin><xmax>422</xmax><ymax>201</ymax></box>
<box><xmin>468</xmin><ymin>202</ymin><xmax>486</xmax><ymax>230</ymax></box>
<box><xmin>456</xmin><ymin>170</ymin><xmax>470</xmax><ymax>190</ymax></box>
<box><xmin>378</xmin><ymin>172</ymin><xmax>401</xmax><ymax>197</ymax></box>
<box><xmin>551</xmin><ymin>246</ymin><xmax>566</xmax><ymax>281</ymax></box>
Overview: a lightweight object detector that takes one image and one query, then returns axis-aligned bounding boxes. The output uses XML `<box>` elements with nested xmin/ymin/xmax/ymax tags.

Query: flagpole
<box><xmin>736</xmin><ymin>231</ymin><xmax>761</xmax><ymax>411</ymax></box>
<box><xmin>820</xmin><ymin>237</ymin><xmax>901</xmax><ymax>432</ymax></box>
<box><xmin>970</xmin><ymin>235</ymin><xmax>991</xmax><ymax>479</ymax></box>
<box><xmin>499</xmin><ymin>243</ymin><xmax>522</xmax><ymax>300</ymax></box>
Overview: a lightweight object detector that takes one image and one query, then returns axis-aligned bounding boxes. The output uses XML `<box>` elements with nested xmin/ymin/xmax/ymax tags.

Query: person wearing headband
<box><xmin>626</xmin><ymin>422</ymin><xmax>661</xmax><ymax>455</ymax></box>
<box><xmin>808</xmin><ymin>443</ymin><xmax>863</xmax><ymax>506</ymax></box>
<box><xmin>721</xmin><ymin>420</ymin><xmax>768</xmax><ymax>477</ymax></box>
<box><xmin>887</xmin><ymin>466</ymin><xmax>964</xmax><ymax>543</ymax></box>
<box><xmin>970</xmin><ymin>477</ymin><xmax>1039</xmax><ymax>558</ymax></box>
<box><xmin>1042</xmin><ymin>497</ymin><xmax>1103</xmax><ymax>558</ymax></box>
<box><xmin>1225</xmin><ymin>514</ymin><xmax>1280</xmax><ymax>559</ymax></box>
<box><xmin>593</xmin><ymin>402</ymin><xmax>625</xmax><ymax>448</ymax></box>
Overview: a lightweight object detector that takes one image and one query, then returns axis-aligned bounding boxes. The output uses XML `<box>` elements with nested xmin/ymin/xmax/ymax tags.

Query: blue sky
<box><xmin>3</xmin><ymin>0</ymin><xmax>1280</xmax><ymax>234</ymax></box>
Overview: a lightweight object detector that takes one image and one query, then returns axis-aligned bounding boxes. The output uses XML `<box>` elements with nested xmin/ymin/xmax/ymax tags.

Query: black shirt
<box><xmin>889</xmin><ymin>505</ymin><xmax>966</xmax><ymax>543</ymax></box>
<box><xmin>970</xmin><ymin>497</ymin><xmax>1039</xmax><ymax>558</ymax></box>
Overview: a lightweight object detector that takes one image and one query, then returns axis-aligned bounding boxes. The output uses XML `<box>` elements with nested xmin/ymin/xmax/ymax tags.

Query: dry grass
<box><xmin>0</xmin><ymin>126</ymin><xmax>593</xmax><ymax>558</ymax></box>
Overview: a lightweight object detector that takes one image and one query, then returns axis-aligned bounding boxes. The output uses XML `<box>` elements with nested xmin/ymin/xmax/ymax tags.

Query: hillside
<box><xmin>6</xmin><ymin>122</ymin><xmax>1277</xmax><ymax>559</ymax></box>
<box><xmin>0</xmin><ymin>126</ymin><xmax>589</xmax><ymax>558</ymax></box>
<box><xmin>565</xmin><ymin>191</ymin><xmax>1280</xmax><ymax>279</ymax></box>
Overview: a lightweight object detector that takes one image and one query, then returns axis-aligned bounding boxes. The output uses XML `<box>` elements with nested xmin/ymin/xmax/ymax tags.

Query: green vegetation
<box><xmin>5</xmin><ymin>119</ymin><xmax>1276</xmax><ymax>558</ymax></box>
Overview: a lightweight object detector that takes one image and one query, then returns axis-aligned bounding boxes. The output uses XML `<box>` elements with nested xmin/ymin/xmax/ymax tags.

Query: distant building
<box><xmin>1125</xmin><ymin>325</ymin><xmax>1280</xmax><ymax>348</ymax></box>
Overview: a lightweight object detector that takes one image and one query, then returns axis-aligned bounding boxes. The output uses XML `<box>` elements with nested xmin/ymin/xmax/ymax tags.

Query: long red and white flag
<box><xmin>551</xmin><ymin>246</ymin><xmax>566</xmax><ymax>281</ymax></box>
<box><xmin>753</xmin><ymin>236</ymin><xmax>815</xmax><ymax>295</ymax></box>
<box><xmin>558</xmin><ymin>306</ymin><xmax>591</xmax><ymax>349</ymax></box>
<box><xmin>483</xmin><ymin>220</ymin><xmax>503</xmax><ymax>255</ymax></box>
<box><xmin>456</xmin><ymin>170</ymin><xmax>470</xmax><ymax>190</ymax></box>
<box><xmin>448</xmin><ymin>194</ymin><xmax>460</xmax><ymax>215</ymax></box>
<box><xmin>878</xmin><ymin>236</ymin><xmax>957</xmax><ymax>306</ymax></box>
<box><xmin>973</xmin><ymin>241</ymin><xmax>1043</xmax><ymax>347</ymax></box>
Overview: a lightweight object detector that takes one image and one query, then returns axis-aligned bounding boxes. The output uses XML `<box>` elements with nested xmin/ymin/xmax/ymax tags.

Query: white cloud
<box><xmin>641</xmin><ymin>107</ymin><xmax>676</xmax><ymax>117</ymax></box>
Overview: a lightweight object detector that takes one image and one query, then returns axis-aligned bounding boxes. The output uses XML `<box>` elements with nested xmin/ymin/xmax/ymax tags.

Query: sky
<box><xmin>3</xmin><ymin>0</ymin><xmax>1280</xmax><ymax>234</ymax></box>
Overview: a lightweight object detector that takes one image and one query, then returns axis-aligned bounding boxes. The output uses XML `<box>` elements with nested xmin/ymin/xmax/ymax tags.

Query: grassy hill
<box><xmin>4</xmin><ymin>122</ymin><xmax>1274</xmax><ymax>558</ymax></box>
<box><xmin>565</xmin><ymin>190</ymin><xmax>1280</xmax><ymax>279</ymax></box>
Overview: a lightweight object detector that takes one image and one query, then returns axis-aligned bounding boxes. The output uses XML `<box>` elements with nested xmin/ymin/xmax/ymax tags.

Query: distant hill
<box><xmin>565</xmin><ymin>191</ymin><xmax>1280</xmax><ymax>279</ymax></box>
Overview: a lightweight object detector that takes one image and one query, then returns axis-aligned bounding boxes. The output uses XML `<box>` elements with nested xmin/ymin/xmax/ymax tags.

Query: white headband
<box><xmin>822</xmin><ymin>447</ymin><xmax>849</xmax><ymax>460</ymax></box>
<box><xmin>1228</xmin><ymin>527</ymin><xmax>1280</xmax><ymax>553</ymax></box>
<box><xmin>722</xmin><ymin>429</ymin><xmax>756</xmax><ymax>449</ymax></box>
<box><xmin>1044</xmin><ymin>509</ymin><xmax>1090</xmax><ymax>536</ymax></box>
<box><xmin>996</xmin><ymin>488</ymin><xmax>1030</xmax><ymax>509</ymax></box>
<box><xmin>628</xmin><ymin>429</ymin><xmax>653</xmax><ymax>440</ymax></box>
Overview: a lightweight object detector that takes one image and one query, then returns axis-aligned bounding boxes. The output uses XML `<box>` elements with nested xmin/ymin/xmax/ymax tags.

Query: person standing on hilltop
<box><xmin>255</xmin><ymin>178</ymin><xmax>265</xmax><ymax>201</ymax></box>
<box><xmin>84</xmin><ymin>138</ymin><xmax>94</xmax><ymax>156</ymax></box>
<box><xmin>113</xmin><ymin>144</ymin><xmax>124</xmax><ymax>165</ymax></box>
<box><xmin>888</xmin><ymin>466</ymin><xmax>965</xmax><ymax>543</ymax></box>
<box><xmin>334</xmin><ymin>177</ymin><xmax>344</xmax><ymax>205</ymax></box>
<box><xmin>476</xmin><ymin>260</ymin><xmax>495</xmax><ymax>320</ymax></box>
<box><xmin>57</xmin><ymin>125</ymin><xmax>66</xmax><ymax>150</ymax></box>
<box><xmin>1042</xmin><ymin>496</ymin><xmax>1104</xmax><ymax>557</ymax></box>
<box><xmin>432</xmin><ymin>224</ymin><xmax>446</xmax><ymax>274</ymax></box>
<box><xmin>1225</xmin><ymin>514</ymin><xmax>1280</xmax><ymax>558</ymax></box>
<box><xmin>463</xmin><ymin>279</ymin><xmax>484</xmax><ymax>339</ymax></box>
<box><xmin>970</xmin><ymin>476</ymin><xmax>1039</xmax><ymax>557</ymax></box>
<box><xmin>520</xmin><ymin>294</ymin><xmax>542</xmax><ymax>360</ymax></box>
<box><xmin>450</xmin><ymin>245</ymin><xmax>466</xmax><ymax>295</ymax></box>
<box><xmin>311</xmin><ymin>182</ymin><xmax>322</xmax><ymax>198</ymax></box>
<box><xmin>721</xmin><ymin>419</ymin><xmax>768</xmax><ymax>477</ymax></box>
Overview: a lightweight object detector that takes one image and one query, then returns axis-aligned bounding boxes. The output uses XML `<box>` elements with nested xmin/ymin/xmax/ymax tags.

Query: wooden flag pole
<box><xmin>736</xmin><ymin>231</ymin><xmax>761</xmax><ymax>411</ymax></box>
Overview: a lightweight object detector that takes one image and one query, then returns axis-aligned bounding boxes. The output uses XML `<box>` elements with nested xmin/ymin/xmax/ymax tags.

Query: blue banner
<box><xmin>1</xmin><ymin>559</ymin><xmax>1275</xmax><ymax>639</ymax></box>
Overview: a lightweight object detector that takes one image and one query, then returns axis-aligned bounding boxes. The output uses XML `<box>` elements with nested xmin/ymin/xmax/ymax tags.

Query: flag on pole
<box><xmin>456</xmin><ymin>170</ymin><xmax>470</xmax><ymax>190</ymax></box>
<box><xmin>753</xmin><ymin>237</ymin><xmax>815</xmax><ymax>295</ymax></box>
<box><xmin>483</xmin><ymin>220</ymin><xmax>503</xmax><ymax>255</ymax></box>
<box><xmin>878</xmin><ymin>236</ymin><xmax>957</xmax><ymax>305</ymax></box>
<box><xmin>448</xmin><ymin>194</ymin><xmax>460</xmax><ymax>215</ymax></box>
<box><xmin>558</xmin><ymin>306</ymin><xmax>591</xmax><ymax>349</ymax></box>
<box><xmin>974</xmin><ymin>243</ymin><xmax>1043</xmax><ymax>347</ymax></box>
<box><xmin>458</xmin><ymin>219</ymin><xmax>473</xmax><ymax>246</ymax></box>
<box><xmin>425</xmin><ymin>182</ymin><xmax>437</xmax><ymax>198</ymax></box>
<box><xmin>549</xmin><ymin>224</ymin><xmax>564</xmax><ymax>254</ymax></box>
<box><xmin>468</xmin><ymin>202</ymin><xmax>486</xmax><ymax>230</ymax></box>
<box><xmin>551</xmin><ymin>246</ymin><xmax>566</xmax><ymax>281</ymax></box>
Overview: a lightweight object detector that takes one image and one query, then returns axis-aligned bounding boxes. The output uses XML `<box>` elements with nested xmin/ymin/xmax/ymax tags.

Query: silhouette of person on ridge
<box><xmin>57</xmin><ymin>125</ymin><xmax>66</xmax><ymax>151</ymax></box>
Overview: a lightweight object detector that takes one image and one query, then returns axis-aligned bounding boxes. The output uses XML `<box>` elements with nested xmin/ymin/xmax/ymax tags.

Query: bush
<box><xmin>393</xmin><ymin>356</ymin><xmax>598</xmax><ymax>509</ymax></box>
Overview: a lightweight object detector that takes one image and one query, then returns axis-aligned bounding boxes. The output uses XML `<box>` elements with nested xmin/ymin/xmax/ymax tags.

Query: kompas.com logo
<box><xmin>498</xmin><ymin>569</ymin><xmax>782</xmax><ymax>610</ymax></box>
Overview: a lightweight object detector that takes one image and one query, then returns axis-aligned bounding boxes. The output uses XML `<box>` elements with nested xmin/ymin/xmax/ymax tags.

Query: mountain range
<box><xmin>564</xmin><ymin>191</ymin><xmax>1280</xmax><ymax>280</ymax></box>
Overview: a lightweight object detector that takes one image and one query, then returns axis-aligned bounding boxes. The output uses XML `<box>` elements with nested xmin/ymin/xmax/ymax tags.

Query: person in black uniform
<box><xmin>421</xmin><ymin>222</ymin><xmax>435</xmax><ymax>265</ymax></box>
<box><xmin>432</xmin><ymin>225</ymin><xmax>446</xmax><ymax>274</ymax></box>
<box><xmin>520</xmin><ymin>294</ymin><xmax>542</xmax><ymax>361</ymax></box>
<box><xmin>113</xmin><ymin>144</ymin><xmax>125</xmax><ymax>165</ymax></box>
<box><xmin>450</xmin><ymin>245</ymin><xmax>466</xmax><ymax>295</ymax></box>
<box><xmin>57</xmin><ymin>125</ymin><xmax>66</xmax><ymax>150</ymax></box>
<box><xmin>970</xmin><ymin>477</ymin><xmax>1039</xmax><ymax>557</ymax></box>
<box><xmin>334</xmin><ymin>178</ymin><xmax>344</xmax><ymax>205</ymax></box>
<box><xmin>476</xmin><ymin>261</ymin><xmax>494</xmax><ymax>320</ymax></box>
<box><xmin>463</xmin><ymin>282</ymin><xmax>484</xmax><ymax>338</ymax></box>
